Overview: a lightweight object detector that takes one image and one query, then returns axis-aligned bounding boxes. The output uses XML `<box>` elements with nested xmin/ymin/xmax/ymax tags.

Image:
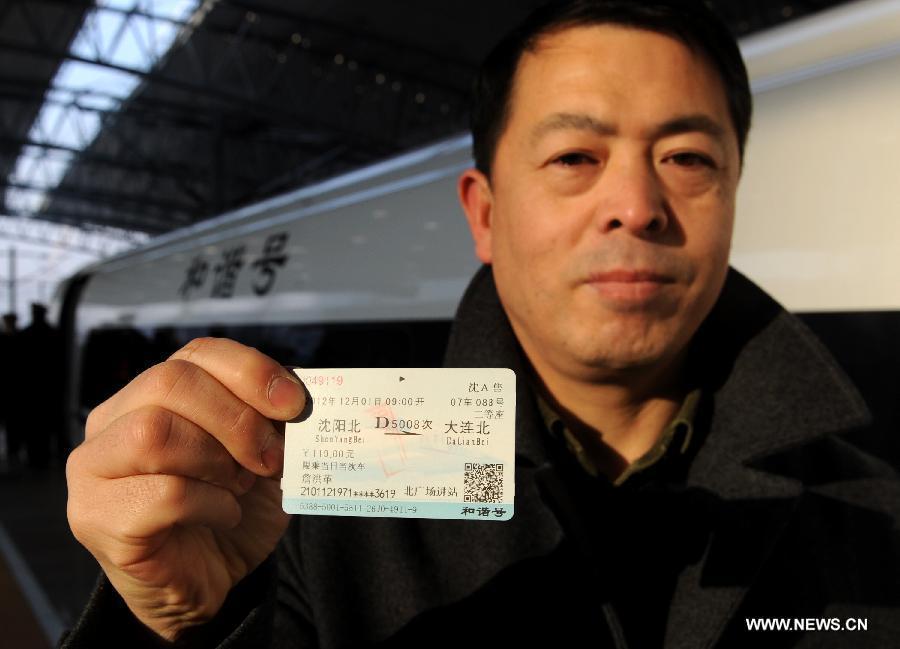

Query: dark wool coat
<box><xmin>61</xmin><ymin>266</ymin><xmax>900</xmax><ymax>648</ymax></box>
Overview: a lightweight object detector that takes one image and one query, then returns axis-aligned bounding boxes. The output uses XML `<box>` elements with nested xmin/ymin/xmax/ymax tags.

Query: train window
<box><xmin>78</xmin><ymin>320</ymin><xmax>453</xmax><ymax>412</ymax></box>
<box><xmin>80</xmin><ymin>328</ymin><xmax>157</xmax><ymax>411</ymax></box>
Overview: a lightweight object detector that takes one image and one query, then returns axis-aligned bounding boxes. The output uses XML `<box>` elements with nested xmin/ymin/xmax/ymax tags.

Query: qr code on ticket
<box><xmin>464</xmin><ymin>462</ymin><xmax>504</xmax><ymax>503</ymax></box>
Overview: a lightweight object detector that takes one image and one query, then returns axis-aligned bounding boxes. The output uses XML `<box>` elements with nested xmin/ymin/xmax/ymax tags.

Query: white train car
<box><xmin>58</xmin><ymin>0</ymin><xmax>900</xmax><ymax>464</ymax></box>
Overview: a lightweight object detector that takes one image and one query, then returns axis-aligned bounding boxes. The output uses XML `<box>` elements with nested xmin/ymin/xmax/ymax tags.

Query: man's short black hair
<box><xmin>470</xmin><ymin>0</ymin><xmax>752</xmax><ymax>177</ymax></box>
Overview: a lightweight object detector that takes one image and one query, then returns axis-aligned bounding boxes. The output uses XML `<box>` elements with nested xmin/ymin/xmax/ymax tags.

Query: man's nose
<box><xmin>594</xmin><ymin>158</ymin><xmax>668</xmax><ymax>235</ymax></box>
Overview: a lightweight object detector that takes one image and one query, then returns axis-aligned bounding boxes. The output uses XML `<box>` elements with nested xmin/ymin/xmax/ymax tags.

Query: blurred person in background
<box><xmin>1</xmin><ymin>311</ymin><xmax>23</xmax><ymax>469</ymax></box>
<box><xmin>16</xmin><ymin>304</ymin><xmax>65</xmax><ymax>469</ymax></box>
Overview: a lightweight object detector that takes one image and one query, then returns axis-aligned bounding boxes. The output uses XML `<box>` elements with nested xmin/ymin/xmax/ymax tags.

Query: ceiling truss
<box><xmin>0</xmin><ymin>0</ymin><xmax>856</xmax><ymax>236</ymax></box>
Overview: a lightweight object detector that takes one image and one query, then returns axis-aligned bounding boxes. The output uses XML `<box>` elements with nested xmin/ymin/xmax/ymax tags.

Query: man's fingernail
<box><xmin>268</xmin><ymin>375</ymin><xmax>303</xmax><ymax>411</ymax></box>
<box><xmin>261</xmin><ymin>432</ymin><xmax>284</xmax><ymax>474</ymax></box>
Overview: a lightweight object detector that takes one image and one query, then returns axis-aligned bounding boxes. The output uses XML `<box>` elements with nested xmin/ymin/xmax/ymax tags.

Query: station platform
<box><xmin>0</xmin><ymin>459</ymin><xmax>99</xmax><ymax>648</ymax></box>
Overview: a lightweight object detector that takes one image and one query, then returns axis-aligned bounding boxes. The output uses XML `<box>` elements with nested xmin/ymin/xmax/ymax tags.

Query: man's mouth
<box><xmin>583</xmin><ymin>269</ymin><xmax>676</xmax><ymax>302</ymax></box>
<box><xmin>585</xmin><ymin>269</ymin><xmax>675</xmax><ymax>283</ymax></box>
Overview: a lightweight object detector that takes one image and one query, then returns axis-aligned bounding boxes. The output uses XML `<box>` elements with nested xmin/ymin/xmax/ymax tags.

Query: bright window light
<box><xmin>3</xmin><ymin>0</ymin><xmax>202</xmax><ymax>221</ymax></box>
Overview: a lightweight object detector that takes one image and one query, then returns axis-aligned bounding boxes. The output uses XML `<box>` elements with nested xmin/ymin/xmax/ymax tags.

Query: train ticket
<box><xmin>282</xmin><ymin>368</ymin><xmax>515</xmax><ymax>521</ymax></box>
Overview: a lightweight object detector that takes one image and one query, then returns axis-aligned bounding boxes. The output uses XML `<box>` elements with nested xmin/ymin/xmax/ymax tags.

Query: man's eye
<box><xmin>667</xmin><ymin>152</ymin><xmax>715</xmax><ymax>168</ymax></box>
<box><xmin>552</xmin><ymin>152</ymin><xmax>596</xmax><ymax>167</ymax></box>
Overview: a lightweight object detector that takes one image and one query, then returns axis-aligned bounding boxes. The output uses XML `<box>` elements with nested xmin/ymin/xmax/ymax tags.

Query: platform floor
<box><xmin>0</xmin><ymin>455</ymin><xmax>99</xmax><ymax>648</ymax></box>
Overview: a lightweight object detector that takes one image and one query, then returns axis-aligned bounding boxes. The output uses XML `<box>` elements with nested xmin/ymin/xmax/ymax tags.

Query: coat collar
<box><xmin>665</xmin><ymin>269</ymin><xmax>871</xmax><ymax>647</ymax></box>
<box><xmin>444</xmin><ymin>264</ymin><xmax>871</xmax><ymax>648</ymax></box>
<box><xmin>443</xmin><ymin>264</ymin><xmax>550</xmax><ymax>467</ymax></box>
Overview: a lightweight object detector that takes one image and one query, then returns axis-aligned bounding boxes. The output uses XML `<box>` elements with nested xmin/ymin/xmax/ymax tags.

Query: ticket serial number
<box><xmin>301</xmin><ymin>374</ymin><xmax>344</xmax><ymax>386</ymax></box>
<box><xmin>297</xmin><ymin>486</ymin><xmax>397</xmax><ymax>499</ymax></box>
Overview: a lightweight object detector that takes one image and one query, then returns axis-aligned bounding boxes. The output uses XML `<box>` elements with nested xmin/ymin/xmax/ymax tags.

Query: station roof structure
<box><xmin>1</xmin><ymin>0</ymin><xmax>854</xmax><ymax>237</ymax></box>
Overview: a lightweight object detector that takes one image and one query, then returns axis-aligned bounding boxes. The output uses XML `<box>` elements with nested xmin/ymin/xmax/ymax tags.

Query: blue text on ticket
<box><xmin>282</xmin><ymin>368</ymin><xmax>515</xmax><ymax>521</ymax></box>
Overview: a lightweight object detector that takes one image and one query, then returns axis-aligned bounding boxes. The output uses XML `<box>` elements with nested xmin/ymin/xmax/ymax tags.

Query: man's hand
<box><xmin>66</xmin><ymin>337</ymin><xmax>304</xmax><ymax>641</ymax></box>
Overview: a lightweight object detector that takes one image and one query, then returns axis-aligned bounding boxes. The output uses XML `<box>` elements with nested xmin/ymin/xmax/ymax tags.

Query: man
<box><xmin>63</xmin><ymin>1</ymin><xmax>900</xmax><ymax>647</ymax></box>
<box><xmin>18</xmin><ymin>303</ymin><xmax>65</xmax><ymax>468</ymax></box>
<box><xmin>1</xmin><ymin>312</ymin><xmax>21</xmax><ymax>466</ymax></box>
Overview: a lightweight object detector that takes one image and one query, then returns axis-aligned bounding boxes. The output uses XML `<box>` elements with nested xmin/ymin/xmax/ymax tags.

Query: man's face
<box><xmin>460</xmin><ymin>25</ymin><xmax>741</xmax><ymax>383</ymax></box>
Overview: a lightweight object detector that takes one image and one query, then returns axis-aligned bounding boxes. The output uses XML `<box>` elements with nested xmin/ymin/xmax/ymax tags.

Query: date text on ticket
<box><xmin>282</xmin><ymin>368</ymin><xmax>515</xmax><ymax>521</ymax></box>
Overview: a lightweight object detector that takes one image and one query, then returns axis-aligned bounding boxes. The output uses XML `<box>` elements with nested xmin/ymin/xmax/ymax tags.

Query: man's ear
<box><xmin>457</xmin><ymin>168</ymin><xmax>494</xmax><ymax>264</ymax></box>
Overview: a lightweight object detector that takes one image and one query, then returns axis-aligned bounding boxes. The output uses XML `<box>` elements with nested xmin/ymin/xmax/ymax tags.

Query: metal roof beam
<box><xmin>17</xmin><ymin>0</ymin><xmax>474</xmax><ymax>81</ymax></box>
<box><xmin>0</xmin><ymin>79</ymin><xmax>350</xmax><ymax>152</ymax></box>
<box><xmin>221</xmin><ymin>0</ymin><xmax>473</xmax><ymax>79</ymax></box>
<box><xmin>212</xmin><ymin>6</ymin><xmax>469</xmax><ymax>99</ymax></box>
<box><xmin>12</xmin><ymin>205</ymin><xmax>179</xmax><ymax>235</ymax></box>
<box><xmin>61</xmin><ymin>0</ymin><xmax>472</xmax><ymax>98</ymax></box>
<box><xmin>0</xmin><ymin>217</ymin><xmax>138</xmax><ymax>257</ymax></box>
<box><xmin>0</xmin><ymin>38</ymin><xmax>277</xmax><ymax>117</ymax></box>
<box><xmin>0</xmin><ymin>37</ymin><xmax>400</xmax><ymax>150</ymax></box>
<box><xmin>0</xmin><ymin>217</ymin><xmax>141</xmax><ymax>246</ymax></box>
<box><xmin>2</xmin><ymin>179</ymin><xmax>198</xmax><ymax>213</ymax></box>
<box><xmin>2</xmin><ymin>0</ymin><xmax>91</xmax><ymax>52</ymax></box>
<box><xmin>0</xmin><ymin>136</ymin><xmax>202</xmax><ymax>183</ymax></box>
<box><xmin>0</xmin><ymin>81</ymin><xmax>219</xmax><ymax>133</ymax></box>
